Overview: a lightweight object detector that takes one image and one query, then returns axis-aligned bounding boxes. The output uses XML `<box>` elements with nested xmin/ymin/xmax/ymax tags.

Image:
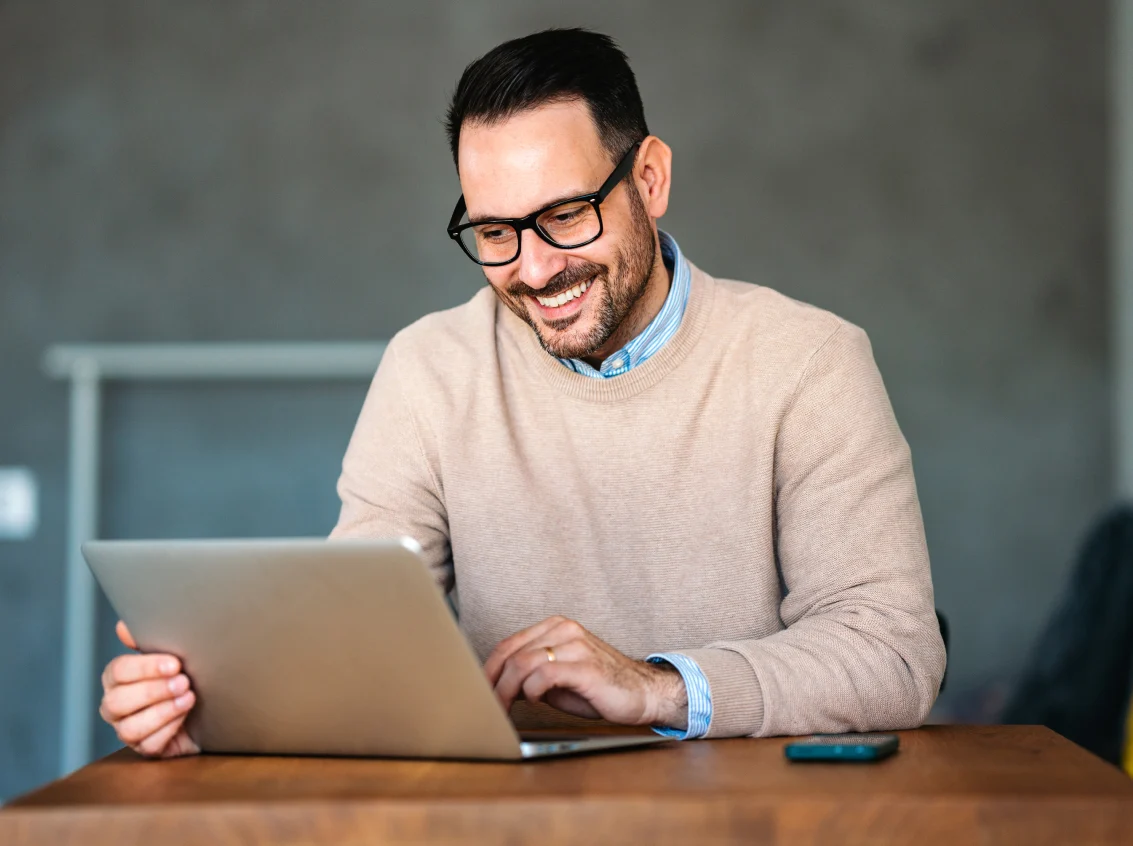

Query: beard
<box><xmin>491</xmin><ymin>185</ymin><xmax>657</xmax><ymax>360</ymax></box>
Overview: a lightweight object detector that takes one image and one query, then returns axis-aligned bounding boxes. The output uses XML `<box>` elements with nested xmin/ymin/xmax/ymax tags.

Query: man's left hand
<box><xmin>484</xmin><ymin>616</ymin><xmax>689</xmax><ymax>730</ymax></box>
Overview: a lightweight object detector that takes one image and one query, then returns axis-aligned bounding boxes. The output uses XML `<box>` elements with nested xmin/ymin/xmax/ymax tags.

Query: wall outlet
<box><xmin>0</xmin><ymin>467</ymin><xmax>38</xmax><ymax>540</ymax></box>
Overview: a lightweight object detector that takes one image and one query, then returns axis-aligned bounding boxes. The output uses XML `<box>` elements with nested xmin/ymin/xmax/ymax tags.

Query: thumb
<box><xmin>116</xmin><ymin>620</ymin><xmax>138</xmax><ymax>650</ymax></box>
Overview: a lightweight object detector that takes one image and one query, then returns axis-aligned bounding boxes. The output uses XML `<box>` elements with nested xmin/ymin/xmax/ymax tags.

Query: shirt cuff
<box><xmin>646</xmin><ymin>652</ymin><xmax>713</xmax><ymax>740</ymax></box>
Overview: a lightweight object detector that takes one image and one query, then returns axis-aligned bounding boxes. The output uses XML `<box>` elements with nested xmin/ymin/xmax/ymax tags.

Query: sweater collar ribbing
<box><xmin>502</xmin><ymin>260</ymin><xmax>716</xmax><ymax>402</ymax></box>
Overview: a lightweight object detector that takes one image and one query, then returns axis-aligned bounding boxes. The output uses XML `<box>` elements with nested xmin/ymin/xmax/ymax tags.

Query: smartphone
<box><xmin>784</xmin><ymin>733</ymin><xmax>899</xmax><ymax>762</ymax></box>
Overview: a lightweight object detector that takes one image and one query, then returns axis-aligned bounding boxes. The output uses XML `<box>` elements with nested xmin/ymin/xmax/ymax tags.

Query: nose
<box><xmin>516</xmin><ymin>228</ymin><xmax>567</xmax><ymax>291</ymax></box>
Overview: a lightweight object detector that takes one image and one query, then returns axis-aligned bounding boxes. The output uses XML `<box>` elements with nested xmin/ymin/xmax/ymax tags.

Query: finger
<box><xmin>163</xmin><ymin>726</ymin><xmax>202</xmax><ymax>758</ymax></box>
<box><xmin>494</xmin><ymin>639</ymin><xmax>590</xmax><ymax>710</ymax></box>
<box><xmin>484</xmin><ymin>616</ymin><xmax>570</xmax><ymax>684</ymax></box>
<box><xmin>543</xmin><ymin>617</ymin><xmax>589</xmax><ymax>647</ymax></box>
<box><xmin>115</xmin><ymin>691</ymin><xmax>195</xmax><ymax>747</ymax></box>
<box><xmin>116</xmin><ymin>620</ymin><xmax>138</xmax><ymax>650</ymax></box>
<box><xmin>103</xmin><ymin>653</ymin><xmax>180</xmax><ymax>690</ymax></box>
<box><xmin>484</xmin><ymin>616</ymin><xmax>568</xmax><ymax>683</ymax></box>
<box><xmin>493</xmin><ymin>649</ymin><xmax>546</xmax><ymax>710</ymax></box>
<box><xmin>102</xmin><ymin>675</ymin><xmax>189</xmax><ymax>721</ymax></box>
<box><xmin>521</xmin><ymin>661</ymin><xmax>596</xmax><ymax>707</ymax></box>
<box><xmin>135</xmin><ymin>711</ymin><xmax>190</xmax><ymax>758</ymax></box>
<box><xmin>544</xmin><ymin>688</ymin><xmax>603</xmax><ymax>720</ymax></box>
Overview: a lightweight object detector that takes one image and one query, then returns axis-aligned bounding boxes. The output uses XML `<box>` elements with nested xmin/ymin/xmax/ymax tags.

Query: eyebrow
<box><xmin>467</xmin><ymin>188</ymin><xmax>590</xmax><ymax>225</ymax></box>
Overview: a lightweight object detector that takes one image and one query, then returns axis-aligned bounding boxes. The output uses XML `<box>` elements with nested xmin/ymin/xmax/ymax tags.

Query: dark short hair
<box><xmin>445</xmin><ymin>28</ymin><xmax>649</xmax><ymax>170</ymax></box>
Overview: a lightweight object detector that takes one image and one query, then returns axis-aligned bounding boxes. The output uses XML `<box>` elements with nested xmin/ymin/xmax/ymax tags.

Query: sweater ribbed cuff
<box><xmin>669</xmin><ymin>647</ymin><xmax>765</xmax><ymax>738</ymax></box>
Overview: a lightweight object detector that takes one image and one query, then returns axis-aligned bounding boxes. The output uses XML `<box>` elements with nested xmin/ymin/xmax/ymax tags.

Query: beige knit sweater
<box><xmin>331</xmin><ymin>261</ymin><xmax>946</xmax><ymax>738</ymax></box>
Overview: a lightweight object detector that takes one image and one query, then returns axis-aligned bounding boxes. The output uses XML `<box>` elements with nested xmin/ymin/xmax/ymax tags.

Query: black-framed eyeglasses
<box><xmin>446</xmin><ymin>141</ymin><xmax>642</xmax><ymax>266</ymax></box>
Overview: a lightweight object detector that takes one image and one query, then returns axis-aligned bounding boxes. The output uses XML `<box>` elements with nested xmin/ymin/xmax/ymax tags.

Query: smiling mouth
<box><xmin>534</xmin><ymin>277</ymin><xmax>592</xmax><ymax>309</ymax></box>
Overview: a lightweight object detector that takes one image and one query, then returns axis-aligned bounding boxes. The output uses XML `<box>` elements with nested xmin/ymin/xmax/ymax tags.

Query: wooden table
<box><xmin>3</xmin><ymin>725</ymin><xmax>1132</xmax><ymax>844</ymax></box>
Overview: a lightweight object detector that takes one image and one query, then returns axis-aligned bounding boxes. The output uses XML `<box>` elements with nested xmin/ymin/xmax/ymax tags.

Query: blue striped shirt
<box><xmin>558</xmin><ymin>231</ymin><xmax>713</xmax><ymax>740</ymax></box>
<box><xmin>559</xmin><ymin>230</ymin><xmax>692</xmax><ymax>378</ymax></box>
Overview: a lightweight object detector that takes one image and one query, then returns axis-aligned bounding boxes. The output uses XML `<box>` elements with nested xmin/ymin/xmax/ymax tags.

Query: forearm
<box><xmin>672</xmin><ymin>601</ymin><xmax>945</xmax><ymax>738</ymax></box>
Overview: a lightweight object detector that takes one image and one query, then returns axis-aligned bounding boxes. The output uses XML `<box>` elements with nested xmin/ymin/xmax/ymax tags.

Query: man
<box><xmin>99</xmin><ymin>28</ymin><xmax>945</xmax><ymax>757</ymax></box>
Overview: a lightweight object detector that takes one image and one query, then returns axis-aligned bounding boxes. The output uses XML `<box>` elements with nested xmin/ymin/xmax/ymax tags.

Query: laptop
<box><xmin>82</xmin><ymin>537</ymin><xmax>670</xmax><ymax>760</ymax></box>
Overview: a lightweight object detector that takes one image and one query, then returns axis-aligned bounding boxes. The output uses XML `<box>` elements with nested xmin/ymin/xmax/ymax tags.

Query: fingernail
<box><xmin>168</xmin><ymin>675</ymin><xmax>188</xmax><ymax>695</ymax></box>
<box><xmin>160</xmin><ymin>659</ymin><xmax>177</xmax><ymax>675</ymax></box>
<box><xmin>174</xmin><ymin>693</ymin><xmax>193</xmax><ymax>709</ymax></box>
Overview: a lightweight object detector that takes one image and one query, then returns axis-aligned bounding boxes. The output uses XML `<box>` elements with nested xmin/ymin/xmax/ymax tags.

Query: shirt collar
<box><xmin>559</xmin><ymin>230</ymin><xmax>691</xmax><ymax>379</ymax></box>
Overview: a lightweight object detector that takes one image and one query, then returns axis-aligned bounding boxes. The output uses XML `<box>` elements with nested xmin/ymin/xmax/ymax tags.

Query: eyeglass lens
<box><xmin>458</xmin><ymin>199</ymin><xmax>600</xmax><ymax>264</ymax></box>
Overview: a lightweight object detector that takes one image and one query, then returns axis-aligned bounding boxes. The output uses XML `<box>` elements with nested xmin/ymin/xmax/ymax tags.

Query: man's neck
<box><xmin>581</xmin><ymin>238</ymin><xmax>673</xmax><ymax>369</ymax></box>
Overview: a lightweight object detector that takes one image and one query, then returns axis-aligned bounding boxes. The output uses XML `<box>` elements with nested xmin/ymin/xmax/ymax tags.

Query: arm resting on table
<box><xmin>669</xmin><ymin>323</ymin><xmax>946</xmax><ymax>738</ymax></box>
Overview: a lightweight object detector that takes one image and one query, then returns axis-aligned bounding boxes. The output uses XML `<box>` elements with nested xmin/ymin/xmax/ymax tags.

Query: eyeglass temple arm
<box><xmin>596</xmin><ymin>141</ymin><xmax>643</xmax><ymax>201</ymax></box>
<box><xmin>448</xmin><ymin>195</ymin><xmax>467</xmax><ymax>235</ymax></box>
<box><xmin>448</xmin><ymin>140</ymin><xmax>640</xmax><ymax>235</ymax></box>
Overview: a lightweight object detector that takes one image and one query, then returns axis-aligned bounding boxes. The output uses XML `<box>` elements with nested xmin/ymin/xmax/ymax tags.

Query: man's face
<box><xmin>457</xmin><ymin>101</ymin><xmax>656</xmax><ymax>360</ymax></box>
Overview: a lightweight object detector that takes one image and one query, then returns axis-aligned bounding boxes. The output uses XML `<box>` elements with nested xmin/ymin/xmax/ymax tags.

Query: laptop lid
<box><xmin>83</xmin><ymin>537</ymin><xmax>529</xmax><ymax>759</ymax></box>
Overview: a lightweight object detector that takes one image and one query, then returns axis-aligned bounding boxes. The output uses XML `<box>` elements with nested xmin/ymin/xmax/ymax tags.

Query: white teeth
<box><xmin>537</xmin><ymin>278</ymin><xmax>592</xmax><ymax>308</ymax></box>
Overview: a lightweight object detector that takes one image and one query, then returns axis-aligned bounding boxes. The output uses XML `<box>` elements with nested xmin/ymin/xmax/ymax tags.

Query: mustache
<box><xmin>506</xmin><ymin>262</ymin><xmax>604</xmax><ymax>299</ymax></box>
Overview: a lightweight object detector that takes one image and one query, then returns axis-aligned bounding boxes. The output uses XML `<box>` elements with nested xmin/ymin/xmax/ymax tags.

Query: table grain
<box><xmin>4</xmin><ymin>725</ymin><xmax>1132</xmax><ymax>844</ymax></box>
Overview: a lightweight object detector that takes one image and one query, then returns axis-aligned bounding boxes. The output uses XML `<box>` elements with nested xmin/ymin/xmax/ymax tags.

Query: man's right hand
<box><xmin>99</xmin><ymin>621</ymin><xmax>200</xmax><ymax>758</ymax></box>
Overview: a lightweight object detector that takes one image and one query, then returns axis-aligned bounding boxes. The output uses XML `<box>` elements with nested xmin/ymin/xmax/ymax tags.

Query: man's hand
<box><xmin>99</xmin><ymin>621</ymin><xmax>201</xmax><ymax>759</ymax></box>
<box><xmin>484</xmin><ymin>616</ymin><xmax>689</xmax><ymax>730</ymax></box>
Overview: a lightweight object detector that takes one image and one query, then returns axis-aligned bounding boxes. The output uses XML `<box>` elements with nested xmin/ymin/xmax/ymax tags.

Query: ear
<box><xmin>633</xmin><ymin>135</ymin><xmax>673</xmax><ymax>220</ymax></box>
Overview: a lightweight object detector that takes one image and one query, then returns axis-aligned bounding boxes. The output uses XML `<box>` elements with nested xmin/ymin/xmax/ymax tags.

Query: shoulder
<box><xmin>384</xmin><ymin>285</ymin><xmax>499</xmax><ymax>372</ymax></box>
<box><xmin>698</xmin><ymin>265</ymin><xmax>870</xmax><ymax>365</ymax></box>
<box><xmin>693</xmin><ymin>268</ymin><xmax>898</xmax><ymax>445</ymax></box>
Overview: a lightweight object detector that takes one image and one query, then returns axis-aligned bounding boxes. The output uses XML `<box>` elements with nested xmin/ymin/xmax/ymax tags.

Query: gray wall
<box><xmin>0</xmin><ymin>0</ymin><xmax>1108</xmax><ymax>800</ymax></box>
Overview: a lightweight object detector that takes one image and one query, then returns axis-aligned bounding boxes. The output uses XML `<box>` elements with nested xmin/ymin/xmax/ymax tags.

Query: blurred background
<box><xmin>0</xmin><ymin>0</ymin><xmax>1124</xmax><ymax>800</ymax></box>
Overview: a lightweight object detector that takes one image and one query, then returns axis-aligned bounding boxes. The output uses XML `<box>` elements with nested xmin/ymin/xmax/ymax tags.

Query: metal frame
<box><xmin>44</xmin><ymin>342</ymin><xmax>386</xmax><ymax>775</ymax></box>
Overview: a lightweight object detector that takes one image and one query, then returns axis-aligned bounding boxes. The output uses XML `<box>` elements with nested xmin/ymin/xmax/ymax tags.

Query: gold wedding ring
<box><xmin>544</xmin><ymin>646</ymin><xmax>557</xmax><ymax>663</ymax></box>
